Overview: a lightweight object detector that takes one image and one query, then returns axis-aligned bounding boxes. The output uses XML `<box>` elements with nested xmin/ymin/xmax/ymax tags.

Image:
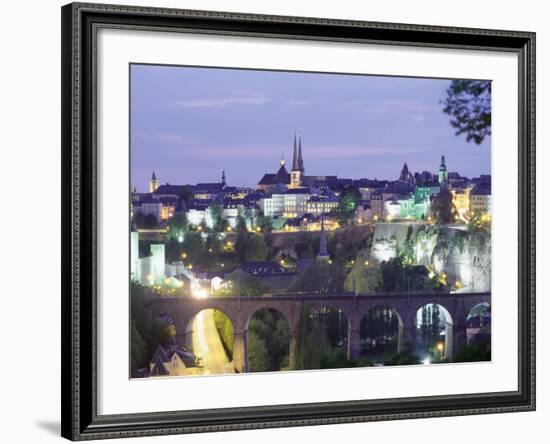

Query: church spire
<box><xmin>221</xmin><ymin>170</ymin><xmax>227</xmax><ymax>187</ymax></box>
<box><xmin>298</xmin><ymin>136</ymin><xmax>304</xmax><ymax>172</ymax></box>
<box><xmin>291</xmin><ymin>133</ymin><xmax>299</xmax><ymax>171</ymax></box>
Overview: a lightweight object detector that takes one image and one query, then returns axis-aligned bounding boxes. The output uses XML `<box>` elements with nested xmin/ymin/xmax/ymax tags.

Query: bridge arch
<box><xmin>359</xmin><ymin>305</ymin><xmax>404</xmax><ymax>362</ymax></box>
<box><xmin>184</xmin><ymin>308</ymin><xmax>235</xmax><ymax>374</ymax></box>
<box><xmin>414</xmin><ymin>303</ymin><xmax>454</xmax><ymax>361</ymax></box>
<box><xmin>145</xmin><ymin>292</ymin><xmax>491</xmax><ymax>373</ymax></box>
<box><xmin>309</xmin><ymin>305</ymin><xmax>350</xmax><ymax>349</ymax></box>
<box><xmin>466</xmin><ymin>302</ymin><xmax>491</xmax><ymax>345</ymax></box>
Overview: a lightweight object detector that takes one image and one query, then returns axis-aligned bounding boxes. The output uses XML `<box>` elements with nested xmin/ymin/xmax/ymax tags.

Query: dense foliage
<box><xmin>442</xmin><ymin>80</ymin><xmax>491</xmax><ymax>144</ymax></box>
<box><xmin>247</xmin><ymin>309</ymin><xmax>290</xmax><ymax>372</ymax></box>
<box><xmin>290</xmin><ymin>260</ymin><xmax>346</xmax><ymax>294</ymax></box>
<box><xmin>430</xmin><ymin>188</ymin><xmax>458</xmax><ymax>224</ymax></box>
<box><xmin>130</xmin><ymin>284</ymin><xmax>176</xmax><ymax>376</ymax></box>
<box><xmin>213</xmin><ymin>309</ymin><xmax>234</xmax><ymax>360</ymax></box>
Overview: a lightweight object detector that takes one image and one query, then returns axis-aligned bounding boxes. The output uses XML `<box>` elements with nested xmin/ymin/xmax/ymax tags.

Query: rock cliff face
<box><xmin>370</xmin><ymin>223</ymin><xmax>491</xmax><ymax>293</ymax></box>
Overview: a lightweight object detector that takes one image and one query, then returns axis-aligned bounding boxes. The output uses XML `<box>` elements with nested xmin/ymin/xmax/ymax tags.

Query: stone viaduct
<box><xmin>148</xmin><ymin>292</ymin><xmax>490</xmax><ymax>373</ymax></box>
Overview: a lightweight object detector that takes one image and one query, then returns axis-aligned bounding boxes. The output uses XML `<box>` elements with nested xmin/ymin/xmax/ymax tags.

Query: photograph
<box><xmin>129</xmin><ymin>64</ymin><xmax>492</xmax><ymax>378</ymax></box>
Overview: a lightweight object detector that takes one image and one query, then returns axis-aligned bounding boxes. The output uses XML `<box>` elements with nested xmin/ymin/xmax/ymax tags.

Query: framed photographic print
<box><xmin>61</xmin><ymin>2</ymin><xmax>536</xmax><ymax>440</ymax></box>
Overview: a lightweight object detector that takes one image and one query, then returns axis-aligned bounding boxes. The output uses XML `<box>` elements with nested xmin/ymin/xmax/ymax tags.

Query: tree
<box><xmin>142</xmin><ymin>213</ymin><xmax>158</xmax><ymax>229</ymax></box>
<box><xmin>311</xmin><ymin>308</ymin><xmax>347</xmax><ymax>348</ymax></box>
<box><xmin>247</xmin><ymin>309</ymin><xmax>290</xmax><ymax>371</ymax></box>
<box><xmin>344</xmin><ymin>251</ymin><xmax>382</xmax><ymax>294</ymax></box>
<box><xmin>181</xmin><ymin>231</ymin><xmax>203</xmax><ymax>263</ymax></box>
<box><xmin>130</xmin><ymin>283</ymin><xmax>176</xmax><ymax>376</ymax></box>
<box><xmin>335</xmin><ymin>185</ymin><xmax>361</xmax><ymax>226</ymax></box>
<box><xmin>217</xmin><ymin>270</ymin><xmax>270</xmax><ymax>297</ymax></box>
<box><xmin>243</xmin><ymin>235</ymin><xmax>269</xmax><ymax>262</ymax></box>
<box><xmin>213</xmin><ymin>309</ymin><xmax>234</xmax><ymax>360</ymax></box>
<box><xmin>442</xmin><ymin>80</ymin><xmax>491</xmax><ymax>144</ymax></box>
<box><xmin>360</xmin><ymin>306</ymin><xmax>400</xmax><ymax>356</ymax></box>
<box><xmin>177</xmin><ymin>186</ymin><xmax>194</xmax><ymax>206</ymax></box>
<box><xmin>467</xmin><ymin>210</ymin><xmax>491</xmax><ymax>233</ymax></box>
<box><xmin>431</xmin><ymin>188</ymin><xmax>457</xmax><ymax>224</ymax></box>
<box><xmin>247</xmin><ymin>331</ymin><xmax>269</xmax><ymax>372</ymax></box>
<box><xmin>166</xmin><ymin>212</ymin><xmax>188</xmax><ymax>240</ymax></box>
<box><xmin>236</xmin><ymin>215</ymin><xmax>247</xmax><ymax>232</ymax></box>
<box><xmin>209</xmin><ymin>202</ymin><xmax>228</xmax><ymax>232</ymax></box>
<box><xmin>291</xmin><ymin>261</ymin><xmax>346</xmax><ymax>294</ymax></box>
<box><xmin>294</xmin><ymin>305</ymin><xmax>331</xmax><ymax>370</ymax></box>
<box><xmin>256</xmin><ymin>215</ymin><xmax>273</xmax><ymax>234</ymax></box>
<box><xmin>379</xmin><ymin>258</ymin><xmax>404</xmax><ymax>292</ymax></box>
<box><xmin>234</xmin><ymin>232</ymin><xmax>268</xmax><ymax>262</ymax></box>
<box><xmin>133</xmin><ymin>212</ymin><xmax>158</xmax><ymax>229</ymax></box>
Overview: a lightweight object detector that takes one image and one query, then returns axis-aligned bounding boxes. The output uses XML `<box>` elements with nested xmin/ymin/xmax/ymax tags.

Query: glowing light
<box><xmin>226</xmin><ymin>226</ymin><xmax>232</xmax><ymax>232</ymax></box>
<box><xmin>192</xmin><ymin>285</ymin><xmax>209</xmax><ymax>299</ymax></box>
<box><xmin>422</xmin><ymin>358</ymin><xmax>431</xmax><ymax>365</ymax></box>
<box><xmin>364</xmin><ymin>260</ymin><xmax>369</xmax><ymax>266</ymax></box>
<box><xmin>178</xmin><ymin>235</ymin><xmax>183</xmax><ymax>243</ymax></box>
<box><xmin>188</xmin><ymin>264</ymin><xmax>193</xmax><ymax>270</ymax></box>
<box><xmin>211</xmin><ymin>277</ymin><xmax>223</xmax><ymax>291</ymax></box>
<box><xmin>437</xmin><ymin>343</ymin><xmax>444</xmax><ymax>352</ymax></box>
<box><xmin>181</xmin><ymin>252</ymin><xmax>187</xmax><ymax>259</ymax></box>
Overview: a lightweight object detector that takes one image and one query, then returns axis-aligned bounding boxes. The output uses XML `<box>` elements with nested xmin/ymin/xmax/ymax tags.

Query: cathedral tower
<box><xmin>290</xmin><ymin>134</ymin><xmax>304</xmax><ymax>188</ymax></box>
<box><xmin>149</xmin><ymin>171</ymin><xmax>159</xmax><ymax>193</ymax></box>
<box><xmin>438</xmin><ymin>155</ymin><xmax>448</xmax><ymax>186</ymax></box>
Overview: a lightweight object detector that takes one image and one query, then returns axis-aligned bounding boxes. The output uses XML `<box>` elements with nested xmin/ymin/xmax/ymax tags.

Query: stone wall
<box><xmin>370</xmin><ymin>223</ymin><xmax>491</xmax><ymax>292</ymax></box>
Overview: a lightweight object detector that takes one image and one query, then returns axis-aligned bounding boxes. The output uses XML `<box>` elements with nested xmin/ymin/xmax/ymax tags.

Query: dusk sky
<box><xmin>131</xmin><ymin>64</ymin><xmax>491</xmax><ymax>191</ymax></box>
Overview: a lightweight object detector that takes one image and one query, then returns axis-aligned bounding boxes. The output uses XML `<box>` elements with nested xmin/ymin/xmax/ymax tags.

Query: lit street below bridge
<box><xmin>191</xmin><ymin>309</ymin><xmax>235</xmax><ymax>375</ymax></box>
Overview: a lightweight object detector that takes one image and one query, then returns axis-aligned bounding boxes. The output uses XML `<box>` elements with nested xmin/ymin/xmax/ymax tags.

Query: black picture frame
<box><xmin>61</xmin><ymin>2</ymin><xmax>536</xmax><ymax>440</ymax></box>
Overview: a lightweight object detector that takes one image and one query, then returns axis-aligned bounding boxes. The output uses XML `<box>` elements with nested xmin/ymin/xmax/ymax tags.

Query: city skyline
<box><xmin>131</xmin><ymin>65</ymin><xmax>491</xmax><ymax>191</ymax></box>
